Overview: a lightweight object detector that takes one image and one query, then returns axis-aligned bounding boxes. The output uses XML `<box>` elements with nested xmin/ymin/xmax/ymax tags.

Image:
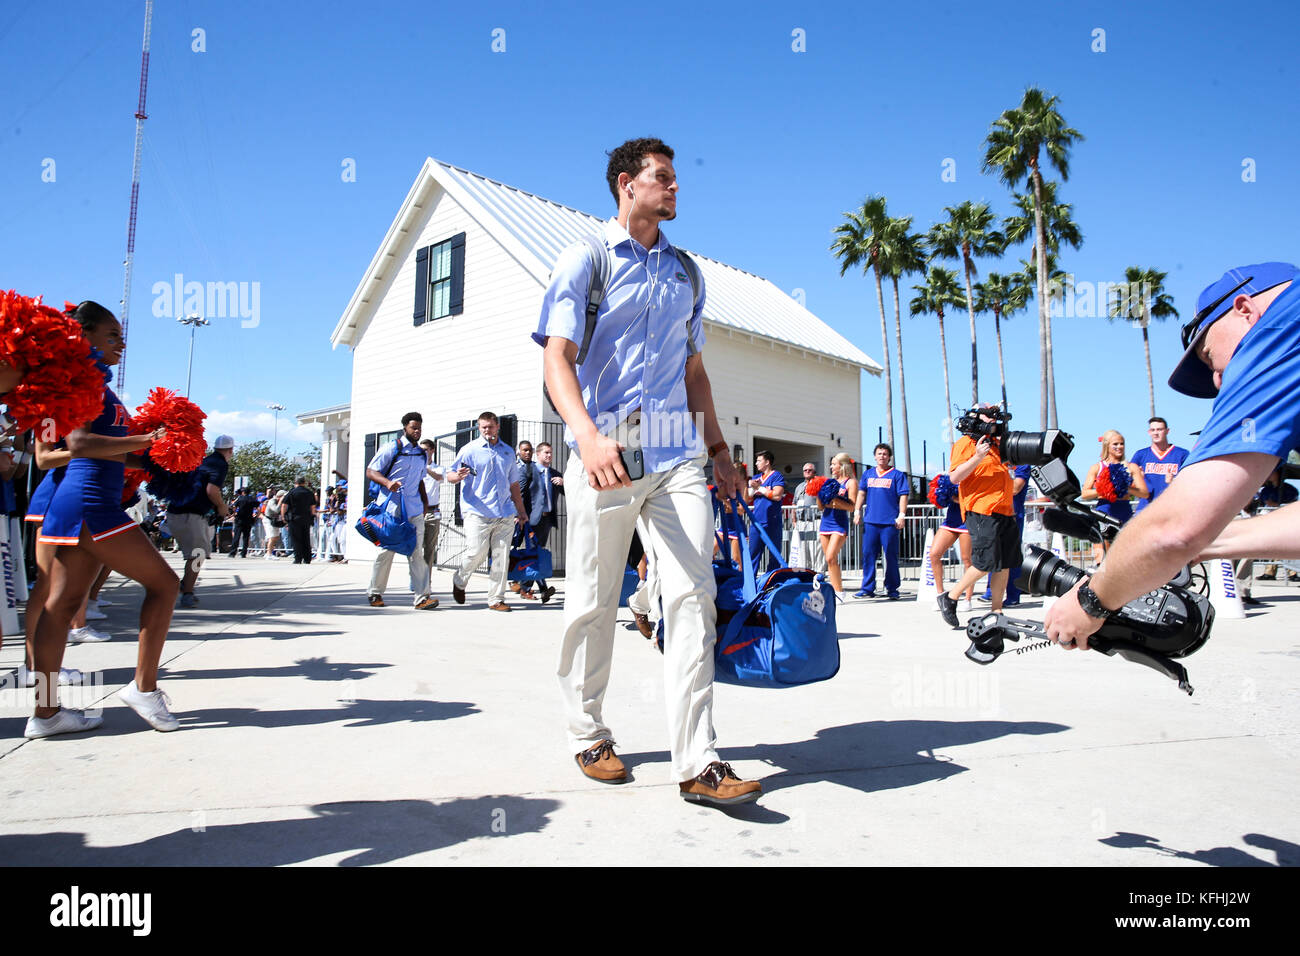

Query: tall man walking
<box><xmin>450</xmin><ymin>411</ymin><xmax>529</xmax><ymax>611</ymax></box>
<box><xmin>535</xmin><ymin>136</ymin><xmax>760</xmax><ymax>807</ymax></box>
<box><xmin>366</xmin><ymin>412</ymin><xmax>443</xmax><ymax>610</ymax></box>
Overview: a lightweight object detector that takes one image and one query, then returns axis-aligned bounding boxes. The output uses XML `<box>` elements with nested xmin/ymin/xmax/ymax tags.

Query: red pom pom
<box><xmin>806</xmin><ymin>476</ymin><xmax>826</xmax><ymax>497</ymax></box>
<box><xmin>1094</xmin><ymin>464</ymin><xmax>1118</xmax><ymax>502</ymax></box>
<box><xmin>122</xmin><ymin>468</ymin><xmax>148</xmax><ymax>505</ymax></box>
<box><xmin>0</xmin><ymin>290</ymin><xmax>105</xmax><ymax>437</ymax></box>
<box><xmin>129</xmin><ymin>387</ymin><xmax>208</xmax><ymax>472</ymax></box>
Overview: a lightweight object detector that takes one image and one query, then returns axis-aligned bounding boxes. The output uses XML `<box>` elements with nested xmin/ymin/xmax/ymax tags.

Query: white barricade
<box><xmin>1207</xmin><ymin>558</ymin><xmax>1246</xmax><ymax>620</ymax></box>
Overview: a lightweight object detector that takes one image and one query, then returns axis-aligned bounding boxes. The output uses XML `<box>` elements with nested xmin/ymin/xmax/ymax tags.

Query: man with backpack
<box><xmin>365</xmin><ymin>412</ymin><xmax>441</xmax><ymax>609</ymax></box>
<box><xmin>534</xmin><ymin>137</ymin><xmax>759</xmax><ymax>807</ymax></box>
<box><xmin>169</xmin><ymin>434</ymin><xmax>234</xmax><ymax>608</ymax></box>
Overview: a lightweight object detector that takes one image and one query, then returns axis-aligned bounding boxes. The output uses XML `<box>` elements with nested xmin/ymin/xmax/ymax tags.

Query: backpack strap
<box><xmin>572</xmin><ymin>233</ymin><xmax>611</xmax><ymax>366</ymax></box>
<box><xmin>672</xmin><ymin>247</ymin><xmax>704</xmax><ymax>355</ymax></box>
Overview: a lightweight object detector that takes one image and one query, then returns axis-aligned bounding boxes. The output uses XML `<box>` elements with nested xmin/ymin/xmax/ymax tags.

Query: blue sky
<box><xmin>3</xmin><ymin>0</ymin><xmax>1298</xmax><ymax>473</ymax></box>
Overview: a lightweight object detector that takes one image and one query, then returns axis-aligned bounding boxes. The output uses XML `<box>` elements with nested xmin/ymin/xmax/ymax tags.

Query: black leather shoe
<box><xmin>452</xmin><ymin>583</ymin><xmax>466</xmax><ymax>605</ymax></box>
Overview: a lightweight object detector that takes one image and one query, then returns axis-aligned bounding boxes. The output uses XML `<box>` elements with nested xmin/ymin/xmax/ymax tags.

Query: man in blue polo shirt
<box><xmin>366</xmin><ymin>412</ymin><xmax>448</xmax><ymax>610</ymax></box>
<box><xmin>854</xmin><ymin>443</ymin><xmax>909</xmax><ymax>599</ymax></box>
<box><xmin>449</xmin><ymin>411</ymin><xmax>528</xmax><ymax>611</ymax></box>
<box><xmin>1046</xmin><ymin>261</ymin><xmax>1300</xmax><ymax>649</ymax></box>
<box><xmin>1130</xmin><ymin>417</ymin><xmax>1189</xmax><ymax>513</ymax></box>
<box><xmin>534</xmin><ymin>137</ymin><xmax>758</xmax><ymax>808</ymax></box>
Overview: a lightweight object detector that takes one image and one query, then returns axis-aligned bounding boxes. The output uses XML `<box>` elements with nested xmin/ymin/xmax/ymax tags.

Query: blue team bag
<box><xmin>355</xmin><ymin>491</ymin><xmax>417</xmax><ymax>556</ymax></box>
<box><xmin>508</xmin><ymin>523</ymin><xmax>553</xmax><ymax>583</ymax></box>
<box><xmin>714</xmin><ymin>496</ymin><xmax>840</xmax><ymax>688</ymax></box>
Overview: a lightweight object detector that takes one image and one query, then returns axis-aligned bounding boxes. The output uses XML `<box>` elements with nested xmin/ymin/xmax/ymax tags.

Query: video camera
<box><xmin>955</xmin><ymin>416</ymin><xmax>1215</xmax><ymax>694</ymax></box>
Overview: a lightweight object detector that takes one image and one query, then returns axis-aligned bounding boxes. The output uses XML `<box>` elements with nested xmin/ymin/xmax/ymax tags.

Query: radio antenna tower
<box><xmin>118</xmin><ymin>0</ymin><xmax>153</xmax><ymax>389</ymax></box>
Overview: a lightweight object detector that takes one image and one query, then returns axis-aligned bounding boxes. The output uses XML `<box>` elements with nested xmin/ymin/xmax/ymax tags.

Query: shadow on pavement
<box><xmin>0</xmin><ymin>794</ymin><xmax>560</xmax><ymax>865</ymax></box>
<box><xmin>1099</xmin><ymin>831</ymin><xmax>1299</xmax><ymax>866</ymax></box>
<box><xmin>160</xmin><ymin>658</ymin><xmax>393</xmax><ymax>682</ymax></box>
<box><xmin>621</xmin><ymin>718</ymin><xmax>1067</xmax><ymax>796</ymax></box>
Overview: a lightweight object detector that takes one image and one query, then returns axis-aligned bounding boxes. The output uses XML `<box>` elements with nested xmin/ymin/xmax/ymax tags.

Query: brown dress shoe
<box><xmin>488</xmin><ymin>602</ymin><xmax>512</xmax><ymax>612</ymax></box>
<box><xmin>509</xmin><ymin>581</ymin><xmax>521</xmax><ymax>593</ymax></box>
<box><xmin>415</xmin><ymin>596</ymin><xmax>439</xmax><ymax>610</ymax></box>
<box><xmin>540</xmin><ymin>585</ymin><xmax>556</xmax><ymax>604</ymax></box>
<box><xmin>575</xmin><ymin>739</ymin><xmax>627</xmax><ymax>784</ymax></box>
<box><xmin>679</xmin><ymin>761</ymin><xmax>761</xmax><ymax>806</ymax></box>
<box><xmin>520</xmin><ymin>590</ymin><xmax>537</xmax><ymax>600</ymax></box>
<box><xmin>452</xmin><ymin>584</ymin><xmax>466</xmax><ymax>605</ymax></box>
<box><xmin>634</xmin><ymin>613</ymin><xmax>654</xmax><ymax>639</ymax></box>
<box><xmin>368</xmin><ymin>594</ymin><xmax>385</xmax><ymax>608</ymax></box>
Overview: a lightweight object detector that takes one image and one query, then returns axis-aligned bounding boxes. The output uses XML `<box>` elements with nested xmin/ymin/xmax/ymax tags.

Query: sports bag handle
<box><xmin>735</xmin><ymin>496</ymin><xmax>790</xmax><ymax>571</ymax></box>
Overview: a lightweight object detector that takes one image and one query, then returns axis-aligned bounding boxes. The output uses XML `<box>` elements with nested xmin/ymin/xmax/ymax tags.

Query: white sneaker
<box><xmin>118</xmin><ymin>680</ymin><xmax>180</xmax><ymax>732</ymax></box>
<box><xmin>961</xmin><ymin>599</ymin><xmax>973</xmax><ymax>612</ymax></box>
<box><xmin>13</xmin><ymin>665</ymin><xmax>84</xmax><ymax>687</ymax></box>
<box><xmin>84</xmin><ymin>606</ymin><xmax>107</xmax><ymax>621</ymax></box>
<box><xmin>24</xmin><ymin>707</ymin><xmax>103</xmax><ymax>738</ymax></box>
<box><xmin>92</xmin><ymin>596</ymin><xmax>113</xmax><ymax>607</ymax></box>
<box><xmin>68</xmin><ymin>625</ymin><xmax>111</xmax><ymax>644</ymax></box>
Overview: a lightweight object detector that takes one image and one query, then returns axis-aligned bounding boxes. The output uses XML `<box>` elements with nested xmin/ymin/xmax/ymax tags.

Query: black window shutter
<box><xmin>449</xmin><ymin>232</ymin><xmax>466</xmax><ymax>315</ymax></box>
<box><xmin>363</xmin><ymin>432</ymin><xmax>378</xmax><ymax>504</ymax></box>
<box><xmin>413</xmin><ymin>245</ymin><xmax>429</xmax><ymax>326</ymax></box>
<box><xmin>500</xmin><ymin>414</ymin><xmax>517</xmax><ymax>450</ymax></box>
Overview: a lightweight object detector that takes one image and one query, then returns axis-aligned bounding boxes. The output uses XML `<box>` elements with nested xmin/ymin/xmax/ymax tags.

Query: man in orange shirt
<box><xmin>938</xmin><ymin>407</ymin><xmax>1019</xmax><ymax>627</ymax></box>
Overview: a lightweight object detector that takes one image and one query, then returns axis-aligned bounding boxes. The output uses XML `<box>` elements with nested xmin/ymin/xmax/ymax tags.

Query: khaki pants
<box><xmin>421</xmin><ymin>513</ymin><xmax>441</xmax><ymax>591</ymax></box>
<box><xmin>558</xmin><ymin>452</ymin><xmax>719</xmax><ymax>782</ymax></box>
<box><xmin>453</xmin><ymin>514</ymin><xmax>514</xmax><ymax>605</ymax></box>
<box><xmin>368</xmin><ymin>513</ymin><xmax>430</xmax><ymax>606</ymax></box>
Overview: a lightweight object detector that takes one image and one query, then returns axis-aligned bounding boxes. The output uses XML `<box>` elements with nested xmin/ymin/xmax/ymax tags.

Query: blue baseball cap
<box><xmin>1168</xmin><ymin>261</ymin><xmax>1298</xmax><ymax>398</ymax></box>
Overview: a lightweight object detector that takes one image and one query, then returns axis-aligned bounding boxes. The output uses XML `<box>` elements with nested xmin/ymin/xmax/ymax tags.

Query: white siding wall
<box><xmin>703</xmin><ymin>328</ymin><xmax>862</xmax><ymax>468</ymax></box>
<box><xmin>344</xmin><ymin>187</ymin><xmax>547</xmax><ymax>554</ymax></box>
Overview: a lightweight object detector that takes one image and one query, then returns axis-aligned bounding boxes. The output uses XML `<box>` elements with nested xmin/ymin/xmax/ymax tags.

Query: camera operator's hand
<box><xmin>974</xmin><ymin>435</ymin><xmax>994</xmax><ymax>460</ymax></box>
<box><xmin>1043</xmin><ymin>579</ymin><xmax>1105</xmax><ymax>651</ymax></box>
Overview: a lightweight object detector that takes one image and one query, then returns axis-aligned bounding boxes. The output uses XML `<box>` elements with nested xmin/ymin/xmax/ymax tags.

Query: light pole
<box><xmin>178</xmin><ymin>314</ymin><xmax>210</xmax><ymax>398</ymax></box>
<box><xmin>268</xmin><ymin>403</ymin><xmax>285</xmax><ymax>456</ymax></box>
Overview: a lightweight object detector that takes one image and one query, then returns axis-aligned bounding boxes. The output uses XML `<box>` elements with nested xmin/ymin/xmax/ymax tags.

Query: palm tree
<box><xmin>1002</xmin><ymin>180</ymin><xmax>1083</xmax><ymax>257</ymax></box>
<box><xmin>927</xmin><ymin>201</ymin><xmax>1005</xmax><ymax>405</ymax></box>
<box><xmin>882</xmin><ymin>217</ymin><xmax>926</xmax><ymax>475</ymax></box>
<box><xmin>832</xmin><ymin>197</ymin><xmax>895</xmax><ymax>450</ymax></box>
<box><xmin>982</xmin><ymin>87</ymin><xmax>1084</xmax><ymax>429</ymax></box>
<box><xmin>1108</xmin><ymin>267</ymin><xmax>1179</xmax><ymax>418</ymax></box>
<box><xmin>909</xmin><ymin>266</ymin><xmax>966</xmax><ymax>444</ymax></box>
<box><xmin>972</xmin><ymin>271</ymin><xmax>1030</xmax><ymax>411</ymax></box>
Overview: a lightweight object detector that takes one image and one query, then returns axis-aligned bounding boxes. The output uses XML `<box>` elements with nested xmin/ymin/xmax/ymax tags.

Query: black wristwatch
<box><xmin>1076</xmin><ymin>579</ymin><xmax>1109</xmax><ymax>619</ymax></box>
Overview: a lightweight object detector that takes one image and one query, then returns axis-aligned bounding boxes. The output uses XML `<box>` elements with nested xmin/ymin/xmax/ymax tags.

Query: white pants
<box><xmin>558</xmin><ymin>452</ymin><xmax>719</xmax><ymax>782</ymax></box>
<box><xmin>625</xmin><ymin>520</ymin><xmax>660</xmax><ymax>623</ymax></box>
<box><xmin>368</xmin><ymin>513</ymin><xmax>430</xmax><ymax>605</ymax></box>
<box><xmin>453</xmin><ymin>514</ymin><xmax>514</xmax><ymax>605</ymax></box>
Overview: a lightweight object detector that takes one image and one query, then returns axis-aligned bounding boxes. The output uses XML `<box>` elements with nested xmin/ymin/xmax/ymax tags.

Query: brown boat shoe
<box><xmin>575</xmin><ymin>739</ymin><xmax>628</xmax><ymax>784</ymax></box>
<box><xmin>634</xmin><ymin>613</ymin><xmax>654</xmax><ymax>639</ymax></box>
<box><xmin>679</xmin><ymin>761</ymin><xmax>761</xmax><ymax>807</ymax></box>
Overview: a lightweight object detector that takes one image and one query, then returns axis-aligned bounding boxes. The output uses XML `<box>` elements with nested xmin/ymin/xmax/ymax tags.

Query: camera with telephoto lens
<box><xmin>954</xmin><ymin>404</ymin><xmax>1013</xmax><ymax>440</ymax></box>
<box><xmin>959</xmin><ymin>424</ymin><xmax>1216</xmax><ymax>694</ymax></box>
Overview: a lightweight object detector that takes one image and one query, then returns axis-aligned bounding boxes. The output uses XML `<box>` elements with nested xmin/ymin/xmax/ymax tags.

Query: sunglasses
<box><xmin>1180</xmin><ymin>276</ymin><xmax>1252</xmax><ymax>351</ymax></box>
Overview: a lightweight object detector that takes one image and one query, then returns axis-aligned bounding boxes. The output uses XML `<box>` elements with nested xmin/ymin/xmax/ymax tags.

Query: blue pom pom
<box><xmin>817</xmin><ymin>478</ymin><xmax>843</xmax><ymax>505</ymax></box>
<box><xmin>1108</xmin><ymin>463</ymin><xmax>1132</xmax><ymax>498</ymax></box>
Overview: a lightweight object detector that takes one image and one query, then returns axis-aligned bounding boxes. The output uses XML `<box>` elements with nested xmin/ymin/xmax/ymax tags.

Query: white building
<box><xmin>316</xmin><ymin>158</ymin><xmax>880</xmax><ymax>562</ymax></box>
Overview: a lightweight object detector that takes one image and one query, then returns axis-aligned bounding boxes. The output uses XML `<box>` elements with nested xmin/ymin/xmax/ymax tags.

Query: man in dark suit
<box><xmin>514</xmin><ymin>441</ymin><xmax>558</xmax><ymax>603</ymax></box>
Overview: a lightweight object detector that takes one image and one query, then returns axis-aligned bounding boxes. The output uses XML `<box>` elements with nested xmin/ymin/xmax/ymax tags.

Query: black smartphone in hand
<box><xmin>620</xmin><ymin>448</ymin><xmax>645</xmax><ymax>481</ymax></box>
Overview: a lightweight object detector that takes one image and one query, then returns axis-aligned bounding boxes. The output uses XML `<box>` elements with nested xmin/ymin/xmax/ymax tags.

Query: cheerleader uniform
<box><xmin>940</xmin><ymin>500</ymin><xmax>968</xmax><ymax>534</ymax></box>
<box><xmin>818</xmin><ymin>486</ymin><xmax>850</xmax><ymax>535</ymax></box>
<box><xmin>39</xmin><ymin>383</ymin><xmax>135</xmax><ymax>546</ymax></box>
<box><xmin>24</xmin><ymin>440</ymin><xmax>68</xmax><ymax>525</ymax></box>
<box><xmin>1095</xmin><ymin>496</ymin><xmax>1133</xmax><ymax>526</ymax></box>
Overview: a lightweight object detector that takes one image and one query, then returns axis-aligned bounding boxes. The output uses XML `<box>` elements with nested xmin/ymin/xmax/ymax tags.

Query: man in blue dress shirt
<box><xmin>450</xmin><ymin>411</ymin><xmax>529</xmax><ymax>611</ymax></box>
<box><xmin>534</xmin><ymin>137</ymin><xmax>759</xmax><ymax>807</ymax></box>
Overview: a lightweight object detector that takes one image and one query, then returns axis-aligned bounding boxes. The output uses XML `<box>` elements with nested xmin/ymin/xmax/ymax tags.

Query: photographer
<box><xmin>1045</xmin><ymin>262</ymin><xmax>1300</xmax><ymax>649</ymax></box>
<box><xmin>939</xmin><ymin>406</ymin><xmax>1019</xmax><ymax>627</ymax></box>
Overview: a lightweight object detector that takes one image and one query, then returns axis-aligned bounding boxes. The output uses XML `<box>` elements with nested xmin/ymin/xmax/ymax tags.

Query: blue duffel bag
<box><xmin>659</xmin><ymin>494</ymin><xmax>839</xmax><ymax>688</ymax></box>
<box><xmin>714</xmin><ymin>497</ymin><xmax>840</xmax><ymax>688</ymax></box>
<box><xmin>354</xmin><ymin>492</ymin><xmax>417</xmax><ymax>557</ymax></box>
<box><xmin>508</xmin><ymin>523</ymin><xmax>553</xmax><ymax>583</ymax></box>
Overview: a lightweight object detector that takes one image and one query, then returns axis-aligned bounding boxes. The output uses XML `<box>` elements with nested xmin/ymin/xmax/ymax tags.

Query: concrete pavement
<box><xmin>1</xmin><ymin>551</ymin><xmax>1297</xmax><ymax>866</ymax></box>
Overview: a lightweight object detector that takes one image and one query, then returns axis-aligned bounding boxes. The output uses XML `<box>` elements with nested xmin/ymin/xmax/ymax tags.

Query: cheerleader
<box><xmin>27</xmin><ymin>302</ymin><xmax>179</xmax><ymax>738</ymax></box>
<box><xmin>1081</xmin><ymin>430</ymin><xmax>1150</xmax><ymax>568</ymax></box>
<box><xmin>817</xmin><ymin>452</ymin><xmax>859</xmax><ymax>595</ymax></box>
<box><xmin>928</xmin><ymin>475</ymin><xmax>976</xmax><ymax>610</ymax></box>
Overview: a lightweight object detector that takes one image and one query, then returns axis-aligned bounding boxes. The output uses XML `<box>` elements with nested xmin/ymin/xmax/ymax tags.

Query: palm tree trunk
<box><xmin>994</xmin><ymin>306</ymin><xmax>1008</xmax><ymax>410</ymax></box>
<box><xmin>1032</xmin><ymin>168</ymin><xmax>1057</xmax><ymax>428</ymax></box>
<box><xmin>874</xmin><ymin>264</ymin><xmax>894</xmax><ymax>451</ymax></box>
<box><xmin>963</xmin><ymin>253</ymin><xmax>978</xmax><ymax>404</ymax></box>
<box><xmin>1142</xmin><ymin>312</ymin><xmax>1155</xmax><ymax>418</ymax></box>
<box><xmin>890</xmin><ymin>276</ymin><xmax>912</xmax><ymax>475</ymax></box>
<box><xmin>938</xmin><ymin>310</ymin><xmax>953</xmax><ymax>445</ymax></box>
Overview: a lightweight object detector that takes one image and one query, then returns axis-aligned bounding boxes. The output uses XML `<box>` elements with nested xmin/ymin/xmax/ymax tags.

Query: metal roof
<box><xmin>334</xmin><ymin>158</ymin><xmax>881</xmax><ymax>373</ymax></box>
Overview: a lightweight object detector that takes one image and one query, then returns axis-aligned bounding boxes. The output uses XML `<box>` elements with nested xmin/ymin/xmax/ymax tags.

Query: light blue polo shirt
<box><xmin>368</xmin><ymin>435</ymin><xmax>428</xmax><ymax>519</ymax></box>
<box><xmin>452</xmin><ymin>437</ymin><xmax>519</xmax><ymax>519</ymax></box>
<box><xmin>533</xmin><ymin>219</ymin><xmax>707</xmax><ymax>474</ymax></box>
